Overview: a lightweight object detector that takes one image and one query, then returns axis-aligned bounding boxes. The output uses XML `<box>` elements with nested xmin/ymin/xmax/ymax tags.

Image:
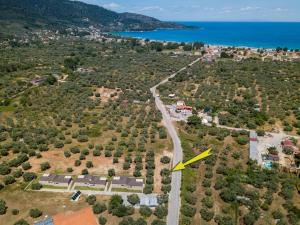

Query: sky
<box><xmin>80</xmin><ymin>0</ymin><xmax>300</xmax><ymax>22</ymax></box>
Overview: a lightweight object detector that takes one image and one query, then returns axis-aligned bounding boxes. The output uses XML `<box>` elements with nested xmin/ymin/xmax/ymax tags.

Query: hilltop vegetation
<box><xmin>0</xmin><ymin>0</ymin><xmax>186</xmax><ymax>38</ymax></box>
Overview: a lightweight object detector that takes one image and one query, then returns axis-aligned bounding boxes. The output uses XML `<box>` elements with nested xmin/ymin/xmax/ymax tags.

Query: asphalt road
<box><xmin>150</xmin><ymin>58</ymin><xmax>200</xmax><ymax>225</ymax></box>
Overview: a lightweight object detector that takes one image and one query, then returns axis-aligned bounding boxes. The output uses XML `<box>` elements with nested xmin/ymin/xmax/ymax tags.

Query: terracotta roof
<box><xmin>53</xmin><ymin>207</ymin><xmax>97</xmax><ymax>225</ymax></box>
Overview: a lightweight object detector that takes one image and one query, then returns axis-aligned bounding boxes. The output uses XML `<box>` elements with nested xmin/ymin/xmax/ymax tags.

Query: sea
<box><xmin>115</xmin><ymin>22</ymin><xmax>300</xmax><ymax>49</ymax></box>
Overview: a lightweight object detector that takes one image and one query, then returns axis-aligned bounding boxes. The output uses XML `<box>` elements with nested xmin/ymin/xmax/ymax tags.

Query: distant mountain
<box><xmin>0</xmin><ymin>0</ymin><xmax>187</xmax><ymax>35</ymax></box>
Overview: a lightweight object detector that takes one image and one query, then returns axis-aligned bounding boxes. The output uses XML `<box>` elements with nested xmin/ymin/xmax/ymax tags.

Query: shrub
<box><xmin>40</xmin><ymin>162</ymin><xmax>51</xmax><ymax>171</ymax></box>
<box><xmin>22</xmin><ymin>162</ymin><xmax>31</xmax><ymax>170</ymax></box>
<box><xmin>14</xmin><ymin>219</ymin><xmax>29</xmax><ymax>225</ymax></box>
<box><xmin>127</xmin><ymin>194</ymin><xmax>140</xmax><ymax>205</ymax></box>
<box><xmin>160</xmin><ymin>156</ymin><xmax>171</xmax><ymax>164</ymax></box>
<box><xmin>93</xmin><ymin>202</ymin><xmax>107</xmax><ymax>214</ymax></box>
<box><xmin>154</xmin><ymin>205</ymin><xmax>167</xmax><ymax>219</ymax></box>
<box><xmin>86</xmin><ymin>195</ymin><xmax>96</xmax><ymax>205</ymax></box>
<box><xmin>181</xmin><ymin>204</ymin><xmax>196</xmax><ymax>217</ymax></box>
<box><xmin>0</xmin><ymin>163</ymin><xmax>11</xmax><ymax>175</ymax></box>
<box><xmin>4</xmin><ymin>175</ymin><xmax>16</xmax><ymax>185</ymax></box>
<box><xmin>139</xmin><ymin>205</ymin><xmax>152</xmax><ymax>217</ymax></box>
<box><xmin>74</xmin><ymin>160</ymin><xmax>81</xmax><ymax>166</ymax></box>
<box><xmin>99</xmin><ymin>216</ymin><xmax>107</xmax><ymax>225</ymax></box>
<box><xmin>29</xmin><ymin>208</ymin><xmax>42</xmax><ymax>218</ymax></box>
<box><xmin>12</xmin><ymin>209</ymin><xmax>19</xmax><ymax>215</ymax></box>
<box><xmin>151</xmin><ymin>219</ymin><xmax>166</xmax><ymax>225</ymax></box>
<box><xmin>200</xmin><ymin>208</ymin><xmax>214</xmax><ymax>221</ymax></box>
<box><xmin>23</xmin><ymin>172</ymin><xmax>37</xmax><ymax>182</ymax></box>
<box><xmin>0</xmin><ymin>199</ymin><xmax>7</xmax><ymax>215</ymax></box>
<box><xmin>108</xmin><ymin>169</ymin><xmax>115</xmax><ymax>177</ymax></box>
<box><xmin>64</xmin><ymin>150</ymin><xmax>71</xmax><ymax>158</ymax></box>
<box><xmin>31</xmin><ymin>183</ymin><xmax>43</xmax><ymax>190</ymax></box>
<box><xmin>86</xmin><ymin>161</ymin><xmax>93</xmax><ymax>168</ymax></box>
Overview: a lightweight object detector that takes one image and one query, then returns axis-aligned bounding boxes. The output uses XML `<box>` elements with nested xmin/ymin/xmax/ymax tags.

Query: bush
<box><xmin>151</xmin><ymin>219</ymin><xmax>166</xmax><ymax>225</ymax></box>
<box><xmin>86</xmin><ymin>161</ymin><xmax>93</xmax><ymax>168</ymax></box>
<box><xmin>64</xmin><ymin>150</ymin><xmax>71</xmax><ymax>158</ymax></box>
<box><xmin>181</xmin><ymin>204</ymin><xmax>196</xmax><ymax>217</ymax></box>
<box><xmin>127</xmin><ymin>194</ymin><xmax>140</xmax><ymax>205</ymax></box>
<box><xmin>93</xmin><ymin>202</ymin><xmax>107</xmax><ymax>214</ymax></box>
<box><xmin>99</xmin><ymin>216</ymin><xmax>107</xmax><ymax>225</ymax></box>
<box><xmin>86</xmin><ymin>195</ymin><xmax>96</xmax><ymax>205</ymax></box>
<box><xmin>154</xmin><ymin>205</ymin><xmax>167</xmax><ymax>219</ymax></box>
<box><xmin>4</xmin><ymin>175</ymin><xmax>16</xmax><ymax>185</ymax></box>
<box><xmin>108</xmin><ymin>169</ymin><xmax>115</xmax><ymax>177</ymax></box>
<box><xmin>22</xmin><ymin>162</ymin><xmax>31</xmax><ymax>170</ymax></box>
<box><xmin>74</xmin><ymin>160</ymin><xmax>81</xmax><ymax>166</ymax></box>
<box><xmin>29</xmin><ymin>208</ymin><xmax>42</xmax><ymax>218</ymax></box>
<box><xmin>40</xmin><ymin>162</ymin><xmax>51</xmax><ymax>171</ymax></box>
<box><xmin>67</xmin><ymin>167</ymin><xmax>73</xmax><ymax>173</ymax></box>
<box><xmin>0</xmin><ymin>199</ymin><xmax>7</xmax><ymax>215</ymax></box>
<box><xmin>139</xmin><ymin>205</ymin><xmax>152</xmax><ymax>217</ymax></box>
<box><xmin>13</xmin><ymin>169</ymin><xmax>23</xmax><ymax>178</ymax></box>
<box><xmin>31</xmin><ymin>183</ymin><xmax>43</xmax><ymax>190</ymax></box>
<box><xmin>0</xmin><ymin>163</ymin><xmax>11</xmax><ymax>175</ymax></box>
<box><xmin>200</xmin><ymin>208</ymin><xmax>214</xmax><ymax>221</ymax></box>
<box><xmin>23</xmin><ymin>172</ymin><xmax>37</xmax><ymax>182</ymax></box>
<box><xmin>135</xmin><ymin>218</ymin><xmax>147</xmax><ymax>225</ymax></box>
<box><xmin>14</xmin><ymin>219</ymin><xmax>29</xmax><ymax>225</ymax></box>
<box><xmin>160</xmin><ymin>156</ymin><xmax>171</xmax><ymax>164</ymax></box>
<box><xmin>12</xmin><ymin>209</ymin><xmax>19</xmax><ymax>215</ymax></box>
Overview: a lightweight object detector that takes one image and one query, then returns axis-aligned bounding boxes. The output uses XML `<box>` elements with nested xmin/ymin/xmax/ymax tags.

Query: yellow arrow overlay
<box><xmin>172</xmin><ymin>148</ymin><xmax>212</xmax><ymax>172</ymax></box>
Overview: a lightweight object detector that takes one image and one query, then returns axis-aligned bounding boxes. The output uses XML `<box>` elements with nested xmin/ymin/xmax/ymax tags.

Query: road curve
<box><xmin>150</xmin><ymin>58</ymin><xmax>200</xmax><ymax>225</ymax></box>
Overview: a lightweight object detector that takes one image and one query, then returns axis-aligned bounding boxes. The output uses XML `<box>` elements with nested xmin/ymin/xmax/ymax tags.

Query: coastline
<box><xmin>111</xmin><ymin>33</ymin><xmax>275</xmax><ymax>51</ymax></box>
<box><xmin>113</xmin><ymin>21</ymin><xmax>300</xmax><ymax>50</ymax></box>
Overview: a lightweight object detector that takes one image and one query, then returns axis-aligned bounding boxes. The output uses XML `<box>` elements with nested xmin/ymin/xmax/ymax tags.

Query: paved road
<box><xmin>150</xmin><ymin>58</ymin><xmax>200</xmax><ymax>225</ymax></box>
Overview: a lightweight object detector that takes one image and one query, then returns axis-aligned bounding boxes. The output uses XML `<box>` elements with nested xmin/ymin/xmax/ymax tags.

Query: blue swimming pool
<box><xmin>264</xmin><ymin>161</ymin><xmax>273</xmax><ymax>169</ymax></box>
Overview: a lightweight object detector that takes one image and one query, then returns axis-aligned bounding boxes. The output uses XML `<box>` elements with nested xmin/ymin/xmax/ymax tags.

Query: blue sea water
<box><xmin>116</xmin><ymin>22</ymin><xmax>300</xmax><ymax>49</ymax></box>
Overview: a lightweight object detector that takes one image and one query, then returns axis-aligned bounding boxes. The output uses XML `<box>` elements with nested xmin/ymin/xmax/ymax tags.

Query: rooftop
<box><xmin>40</xmin><ymin>174</ymin><xmax>72</xmax><ymax>184</ymax></box>
<box><xmin>76</xmin><ymin>175</ymin><xmax>106</xmax><ymax>185</ymax></box>
<box><xmin>112</xmin><ymin>176</ymin><xmax>144</xmax><ymax>187</ymax></box>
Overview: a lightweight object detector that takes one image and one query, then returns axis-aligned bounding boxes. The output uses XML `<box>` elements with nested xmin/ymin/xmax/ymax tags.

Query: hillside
<box><xmin>0</xmin><ymin>0</ymin><xmax>186</xmax><ymax>36</ymax></box>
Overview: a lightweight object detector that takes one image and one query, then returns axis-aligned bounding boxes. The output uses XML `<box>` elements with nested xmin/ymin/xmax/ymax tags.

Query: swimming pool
<box><xmin>264</xmin><ymin>161</ymin><xmax>273</xmax><ymax>169</ymax></box>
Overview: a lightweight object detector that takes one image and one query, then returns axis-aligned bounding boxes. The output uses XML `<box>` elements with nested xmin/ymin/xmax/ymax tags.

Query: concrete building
<box><xmin>39</xmin><ymin>174</ymin><xmax>72</xmax><ymax>188</ymax></box>
<box><xmin>74</xmin><ymin>175</ymin><xmax>106</xmax><ymax>189</ymax></box>
<box><xmin>111</xmin><ymin>176</ymin><xmax>144</xmax><ymax>191</ymax></box>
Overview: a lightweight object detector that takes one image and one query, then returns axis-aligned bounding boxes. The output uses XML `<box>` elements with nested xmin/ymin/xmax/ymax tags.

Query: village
<box><xmin>165</xmin><ymin>96</ymin><xmax>300</xmax><ymax>172</ymax></box>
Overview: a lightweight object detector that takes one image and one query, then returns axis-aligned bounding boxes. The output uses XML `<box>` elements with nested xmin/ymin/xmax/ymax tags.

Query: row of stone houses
<box><xmin>39</xmin><ymin>174</ymin><xmax>144</xmax><ymax>191</ymax></box>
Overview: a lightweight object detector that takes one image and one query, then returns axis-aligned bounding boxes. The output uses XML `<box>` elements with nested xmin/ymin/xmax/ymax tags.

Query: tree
<box><xmin>22</xmin><ymin>162</ymin><xmax>31</xmax><ymax>170</ymax></box>
<box><xmin>151</xmin><ymin>219</ymin><xmax>166</xmax><ymax>225</ymax></box>
<box><xmin>135</xmin><ymin>218</ymin><xmax>147</xmax><ymax>225</ymax></box>
<box><xmin>108</xmin><ymin>169</ymin><xmax>115</xmax><ymax>177</ymax></box>
<box><xmin>14</xmin><ymin>219</ymin><xmax>29</xmax><ymax>225</ymax></box>
<box><xmin>86</xmin><ymin>195</ymin><xmax>96</xmax><ymax>205</ymax></box>
<box><xmin>99</xmin><ymin>216</ymin><xmax>107</xmax><ymax>225</ymax></box>
<box><xmin>29</xmin><ymin>208</ymin><xmax>42</xmax><ymax>218</ymax></box>
<box><xmin>181</xmin><ymin>204</ymin><xmax>196</xmax><ymax>217</ymax></box>
<box><xmin>154</xmin><ymin>205</ymin><xmax>168</xmax><ymax>219</ymax></box>
<box><xmin>0</xmin><ymin>163</ymin><xmax>11</xmax><ymax>175</ymax></box>
<box><xmin>93</xmin><ymin>202</ymin><xmax>107</xmax><ymax>214</ymax></box>
<box><xmin>127</xmin><ymin>194</ymin><xmax>140</xmax><ymax>206</ymax></box>
<box><xmin>200</xmin><ymin>208</ymin><xmax>214</xmax><ymax>221</ymax></box>
<box><xmin>160</xmin><ymin>156</ymin><xmax>170</xmax><ymax>164</ymax></box>
<box><xmin>23</xmin><ymin>172</ymin><xmax>37</xmax><ymax>182</ymax></box>
<box><xmin>139</xmin><ymin>205</ymin><xmax>152</xmax><ymax>217</ymax></box>
<box><xmin>0</xmin><ymin>199</ymin><xmax>7</xmax><ymax>215</ymax></box>
<box><xmin>31</xmin><ymin>183</ymin><xmax>43</xmax><ymax>190</ymax></box>
<box><xmin>4</xmin><ymin>175</ymin><xmax>16</xmax><ymax>185</ymax></box>
<box><xmin>187</xmin><ymin>115</ymin><xmax>201</xmax><ymax>126</ymax></box>
<box><xmin>40</xmin><ymin>162</ymin><xmax>51</xmax><ymax>171</ymax></box>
